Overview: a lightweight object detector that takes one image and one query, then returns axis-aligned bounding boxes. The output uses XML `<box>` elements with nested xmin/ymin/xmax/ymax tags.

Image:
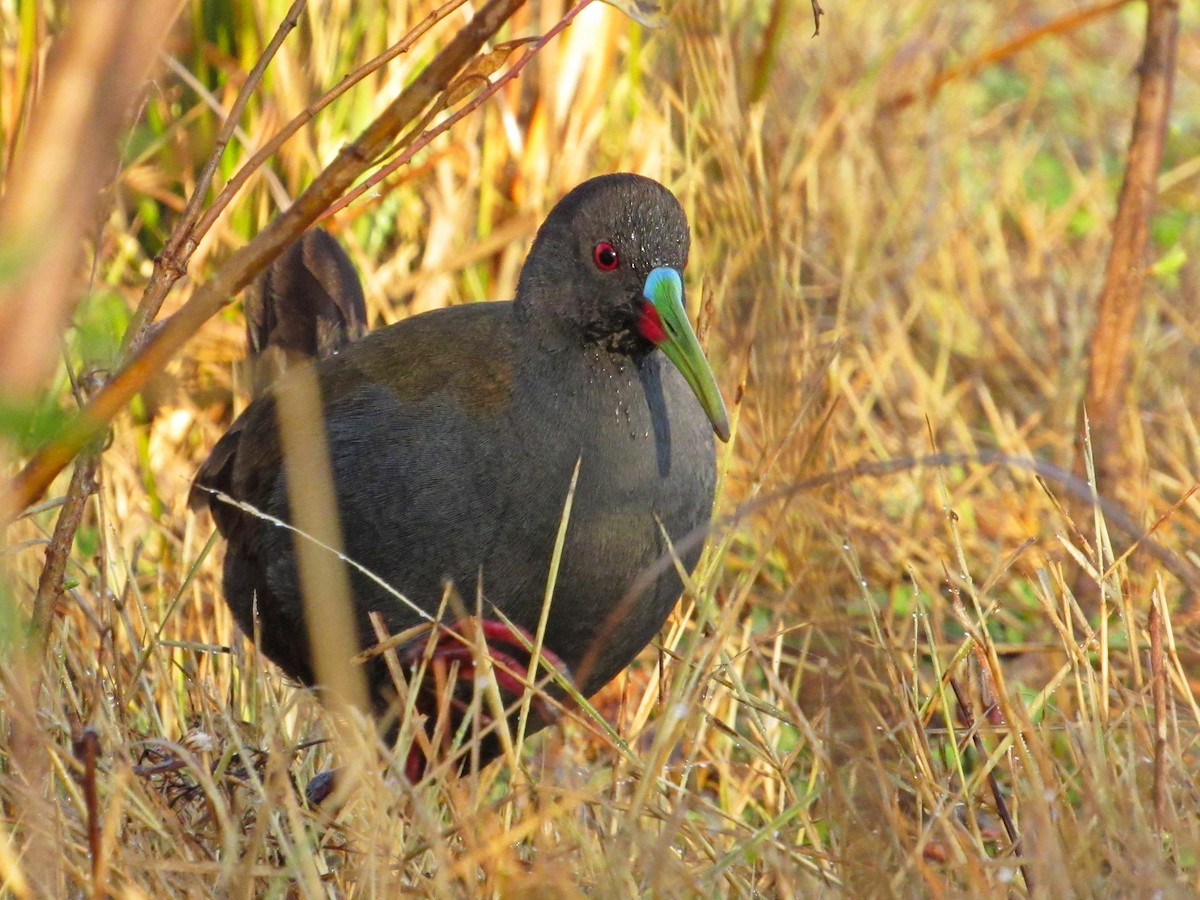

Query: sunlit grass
<box><xmin>2</xmin><ymin>0</ymin><xmax>1199</xmax><ymax>894</ymax></box>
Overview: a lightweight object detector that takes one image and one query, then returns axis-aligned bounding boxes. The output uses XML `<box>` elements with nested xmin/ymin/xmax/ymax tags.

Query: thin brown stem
<box><xmin>193</xmin><ymin>0</ymin><xmax>471</xmax><ymax>242</ymax></box>
<box><xmin>887</xmin><ymin>0</ymin><xmax>1135</xmax><ymax>110</ymax></box>
<box><xmin>1070</xmin><ymin>0</ymin><xmax>1180</xmax><ymax>606</ymax></box>
<box><xmin>949</xmin><ymin>675</ymin><xmax>1032</xmax><ymax>894</ymax></box>
<box><xmin>71</xmin><ymin>727</ymin><xmax>103</xmax><ymax>900</ymax></box>
<box><xmin>4</xmin><ymin>0</ymin><xmax>529</xmax><ymax>517</ymax></box>
<box><xmin>1149</xmin><ymin>589</ymin><xmax>1167</xmax><ymax>832</ymax></box>
<box><xmin>1080</xmin><ymin>0</ymin><xmax>1180</xmax><ymax>484</ymax></box>
<box><xmin>123</xmin><ymin>0</ymin><xmax>310</xmax><ymax>353</ymax></box>
<box><xmin>28</xmin><ymin>451</ymin><xmax>99</xmax><ymax>658</ymax></box>
<box><xmin>326</xmin><ymin>0</ymin><xmax>594</xmax><ymax>218</ymax></box>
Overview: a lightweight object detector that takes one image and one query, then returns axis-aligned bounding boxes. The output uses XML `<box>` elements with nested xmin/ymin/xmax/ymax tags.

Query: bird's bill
<box><xmin>643</xmin><ymin>267</ymin><xmax>731</xmax><ymax>442</ymax></box>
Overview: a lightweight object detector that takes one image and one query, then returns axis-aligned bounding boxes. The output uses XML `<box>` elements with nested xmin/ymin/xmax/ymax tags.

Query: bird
<box><xmin>192</xmin><ymin>173</ymin><xmax>729</xmax><ymax>773</ymax></box>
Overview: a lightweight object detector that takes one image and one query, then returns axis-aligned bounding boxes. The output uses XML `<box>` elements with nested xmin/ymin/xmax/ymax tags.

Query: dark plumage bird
<box><xmin>192</xmin><ymin>173</ymin><xmax>729</xmax><ymax>766</ymax></box>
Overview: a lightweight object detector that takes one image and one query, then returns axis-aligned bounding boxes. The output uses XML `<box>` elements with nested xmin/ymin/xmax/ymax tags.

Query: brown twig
<box><xmin>4</xmin><ymin>0</ymin><xmax>530</xmax><ymax>517</ymax></box>
<box><xmin>326</xmin><ymin>0</ymin><xmax>595</xmax><ymax>218</ymax></box>
<box><xmin>1149</xmin><ymin>588</ymin><xmax>1167</xmax><ymax>832</ymax></box>
<box><xmin>122</xmin><ymin>0</ymin><xmax>310</xmax><ymax>353</ymax></box>
<box><xmin>1070</xmin><ymin>0</ymin><xmax>1180</xmax><ymax>609</ymax></box>
<box><xmin>1079</xmin><ymin>0</ymin><xmax>1180</xmax><ymax>489</ymax></box>
<box><xmin>887</xmin><ymin>0</ymin><xmax>1134</xmax><ymax>111</ymax></box>
<box><xmin>71</xmin><ymin>727</ymin><xmax>103</xmax><ymax>900</ymax></box>
<box><xmin>28</xmin><ymin>451</ymin><xmax>99</xmax><ymax>658</ymax></box>
<box><xmin>949</xmin><ymin>675</ymin><xmax>1032</xmax><ymax>894</ymax></box>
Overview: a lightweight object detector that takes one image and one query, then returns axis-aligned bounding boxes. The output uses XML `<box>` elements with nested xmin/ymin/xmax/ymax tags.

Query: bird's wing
<box><xmin>190</xmin><ymin>302</ymin><xmax>516</xmax><ymax>538</ymax></box>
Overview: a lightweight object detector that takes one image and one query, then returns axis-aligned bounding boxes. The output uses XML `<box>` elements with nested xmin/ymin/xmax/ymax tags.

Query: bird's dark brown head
<box><xmin>516</xmin><ymin>173</ymin><xmax>687</xmax><ymax>350</ymax></box>
<box><xmin>516</xmin><ymin>173</ymin><xmax>729</xmax><ymax>441</ymax></box>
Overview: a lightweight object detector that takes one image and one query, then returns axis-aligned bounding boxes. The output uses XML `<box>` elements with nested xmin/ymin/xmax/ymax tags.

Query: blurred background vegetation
<box><xmin>1</xmin><ymin>0</ymin><xmax>1199</xmax><ymax>894</ymax></box>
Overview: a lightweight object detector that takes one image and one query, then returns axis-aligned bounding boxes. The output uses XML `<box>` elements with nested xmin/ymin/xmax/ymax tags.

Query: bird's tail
<box><xmin>244</xmin><ymin>228</ymin><xmax>367</xmax><ymax>395</ymax></box>
<box><xmin>188</xmin><ymin>230</ymin><xmax>366</xmax><ymax>516</ymax></box>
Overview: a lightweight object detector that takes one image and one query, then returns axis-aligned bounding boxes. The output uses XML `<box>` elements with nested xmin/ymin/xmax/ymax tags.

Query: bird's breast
<box><xmin>512</xmin><ymin>347</ymin><xmax>716</xmax><ymax>499</ymax></box>
<box><xmin>496</xmin><ymin>347</ymin><xmax>716</xmax><ymax>683</ymax></box>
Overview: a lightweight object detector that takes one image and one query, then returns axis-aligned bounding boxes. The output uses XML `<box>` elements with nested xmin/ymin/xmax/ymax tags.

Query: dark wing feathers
<box><xmin>246</xmin><ymin>228</ymin><xmax>367</xmax><ymax>395</ymax></box>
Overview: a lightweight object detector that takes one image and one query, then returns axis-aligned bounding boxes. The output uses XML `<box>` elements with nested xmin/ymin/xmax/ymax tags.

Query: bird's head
<box><xmin>517</xmin><ymin>173</ymin><xmax>730</xmax><ymax>442</ymax></box>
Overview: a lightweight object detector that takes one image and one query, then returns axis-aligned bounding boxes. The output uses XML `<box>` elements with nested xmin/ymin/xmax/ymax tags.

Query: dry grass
<box><xmin>3</xmin><ymin>0</ymin><xmax>1200</xmax><ymax>895</ymax></box>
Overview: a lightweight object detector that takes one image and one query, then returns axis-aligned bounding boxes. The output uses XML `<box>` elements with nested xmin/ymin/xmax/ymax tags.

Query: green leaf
<box><xmin>0</xmin><ymin>395</ymin><xmax>69</xmax><ymax>453</ymax></box>
<box><xmin>1150</xmin><ymin>244</ymin><xmax>1187</xmax><ymax>279</ymax></box>
<box><xmin>72</xmin><ymin>290</ymin><xmax>131</xmax><ymax>370</ymax></box>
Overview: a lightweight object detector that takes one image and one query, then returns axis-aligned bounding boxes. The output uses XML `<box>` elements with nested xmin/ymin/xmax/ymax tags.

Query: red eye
<box><xmin>593</xmin><ymin>242</ymin><xmax>619</xmax><ymax>271</ymax></box>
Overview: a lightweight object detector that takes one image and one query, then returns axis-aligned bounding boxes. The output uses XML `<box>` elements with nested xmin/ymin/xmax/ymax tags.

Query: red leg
<box><xmin>398</xmin><ymin>619</ymin><xmax>572</xmax><ymax>781</ymax></box>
